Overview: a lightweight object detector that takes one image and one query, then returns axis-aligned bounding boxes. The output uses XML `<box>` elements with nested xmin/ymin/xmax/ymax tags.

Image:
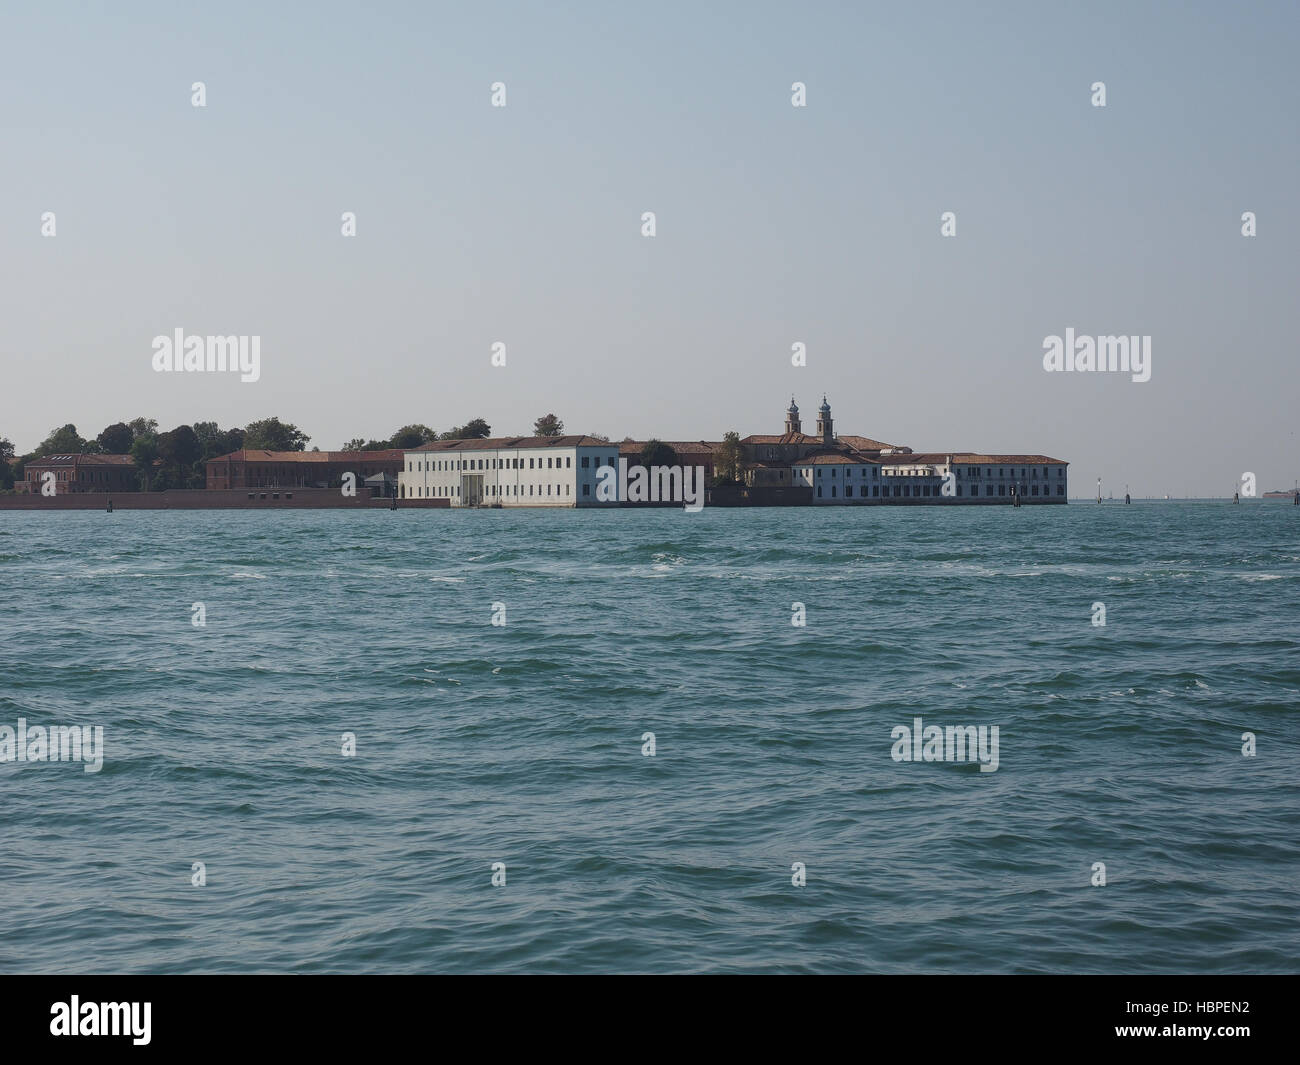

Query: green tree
<box><xmin>96</xmin><ymin>422</ymin><xmax>135</xmax><ymax>454</ymax></box>
<box><xmin>0</xmin><ymin>438</ymin><xmax>14</xmax><ymax>490</ymax></box>
<box><xmin>533</xmin><ymin>413</ymin><xmax>564</xmax><ymax>437</ymax></box>
<box><xmin>158</xmin><ymin>425</ymin><xmax>203</xmax><ymax>487</ymax></box>
<box><xmin>128</xmin><ymin>417</ymin><xmax>159</xmax><ymax>440</ymax></box>
<box><xmin>442</xmin><ymin>418</ymin><xmax>491</xmax><ymax>440</ymax></box>
<box><xmin>714</xmin><ymin>431</ymin><xmax>744</xmax><ymax>484</ymax></box>
<box><xmin>12</xmin><ymin>451</ymin><xmax>36</xmax><ymax>488</ymax></box>
<box><xmin>390</xmin><ymin>424</ymin><xmax>438</xmax><ymax>449</ymax></box>
<box><xmin>343</xmin><ymin>434</ymin><xmax>403</xmax><ymax>447</ymax></box>
<box><xmin>243</xmin><ymin>417</ymin><xmax>310</xmax><ymax>451</ymax></box>
<box><xmin>192</xmin><ymin>421</ymin><xmax>245</xmax><ymax>459</ymax></box>
<box><xmin>639</xmin><ymin>439</ymin><xmax>678</xmax><ymax>468</ymax></box>
<box><xmin>131</xmin><ymin>435</ymin><xmax>159</xmax><ymax>492</ymax></box>
<box><xmin>36</xmin><ymin>424</ymin><xmax>87</xmax><ymax>457</ymax></box>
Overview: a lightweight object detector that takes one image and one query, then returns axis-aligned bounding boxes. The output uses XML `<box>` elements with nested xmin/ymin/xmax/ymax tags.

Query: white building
<box><xmin>398</xmin><ymin>435</ymin><xmax>620</xmax><ymax>507</ymax></box>
<box><xmin>794</xmin><ymin>451</ymin><xmax>1069</xmax><ymax>503</ymax></box>
<box><xmin>792</xmin><ymin>453</ymin><xmax>883</xmax><ymax>502</ymax></box>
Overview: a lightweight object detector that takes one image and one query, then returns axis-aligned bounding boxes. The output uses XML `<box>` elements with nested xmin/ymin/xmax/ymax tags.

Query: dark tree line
<box><xmin>1</xmin><ymin>416</ymin><xmax>307</xmax><ymax>492</ymax></box>
<box><xmin>1</xmin><ymin>412</ymin><xmax>624</xmax><ymax>492</ymax></box>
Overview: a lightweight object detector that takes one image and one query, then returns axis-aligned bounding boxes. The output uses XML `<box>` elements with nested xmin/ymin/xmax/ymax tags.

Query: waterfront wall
<box><xmin>0</xmin><ymin>488</ymin><xmax>1065</xmax><ymax>511</ymax></box>
<box><xmin>0</xmin><ymin>489</ymin><xmax>448</xmax><ymax>510</ymax></box>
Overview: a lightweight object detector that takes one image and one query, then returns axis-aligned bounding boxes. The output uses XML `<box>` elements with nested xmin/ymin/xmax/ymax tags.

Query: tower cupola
<box><xmin>816</xmin><ymin>395</ymin><xmax>834</xmax><ymax>444</ymax></box>
<box><xmin>785</xmin><ymin>396</ymin><xmax>802</xmax><ymax>436</ymax></box>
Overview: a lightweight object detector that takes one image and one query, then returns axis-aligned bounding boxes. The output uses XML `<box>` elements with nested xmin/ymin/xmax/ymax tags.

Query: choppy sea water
<box><xmin>0</xmin><ymin>502</ymin><xmax>1297</xmax><ymax>974</ymax></box>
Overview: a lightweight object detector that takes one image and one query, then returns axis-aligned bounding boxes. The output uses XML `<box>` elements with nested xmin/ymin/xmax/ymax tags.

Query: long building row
<box><xmin>14</xmin><ymin>396</ymin><xmax>1067</xmax><ymax>505</ymax></box>
<box><xmin>395</xmin><ymin>396</ymin><xmax>1068</xmax><ymax>506</ymax></box>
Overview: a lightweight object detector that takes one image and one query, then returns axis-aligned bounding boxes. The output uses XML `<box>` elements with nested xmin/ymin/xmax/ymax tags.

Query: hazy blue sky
<box><xmin>2</xmin><ymin>1</ymin><xmax>1296</xmax><ymax>495</ymax></box>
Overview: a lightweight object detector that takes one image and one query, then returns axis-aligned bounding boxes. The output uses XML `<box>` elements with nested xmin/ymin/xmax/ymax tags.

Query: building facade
<box><xmin>16</xmin><ymin>454</ymin><xmax>139</xmax><ymax>494</ymax></box>
<box><xmin>765</xmin><ymin>397</ymin><xmax>1069</xmax><ymax>503</ymax></box>
<box><xmin>205</xmin><ymin>449</ymin><xmax>404</xmax><ymax>490</ymax></box>
<box><xmin>795</xmin><ymin>452</ymin><xmax>1069</xmax><ymax>503</ymax></box>
<box><xmin>399</xmin><ymin>436</ymin><xmax>621</xmax><ymax>506</ymax></box>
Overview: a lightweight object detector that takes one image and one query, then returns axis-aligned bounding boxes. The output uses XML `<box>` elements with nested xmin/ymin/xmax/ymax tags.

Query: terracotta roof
<box><xmin>880</xmin><ymin>452</ymin><xmax>1067</xmax><ymax>466</ymax></box>
<box><xmin>838</xmin><ymin>435</ymin><xmax>905</xmax><ymax>452</ymax></box>
<box><xmin>951</xmin><ymin>453</ymin><xmax>1067</xmax><ymax>465</ymax></box>
<box><xmin>793</xmin><ymin>452</ymin><xmax>880</xmax><ymax>466</ymax></box>
<box><xmin>26</xmin><ymin>453</ymin><xmax>136</xmax><ymax>466</ymax></box>
<box><xmin>743</xmin><ymin>432</ymin><xmax>906</xmax><ymax>452</ymax></box>
<box><xmin>741</xmin><ymin>432</ymin><xmax>825</xmax><ymax>445</ymax></box>
<box><xmin>210</xmin><ymin>449</ymin><xmax>404</xmax><ymax>462</ymax></box>
<box><xmin>617</xmin><ymin>440</ymin><xmax>722</xmax><ymax>455</ymax></box>
<box><xmin>410</xmin><ymin>435</ymin><xmax>609</xmax><ymax>452</ymax></box>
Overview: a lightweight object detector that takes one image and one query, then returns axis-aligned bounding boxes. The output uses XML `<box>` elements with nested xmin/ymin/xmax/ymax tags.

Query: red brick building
<box><xmin>618</xmin><ymin>440</ymin><xmax>721</xmax><ymax>484</ymax></box>
<box><xmin>16</xmin><ymin>454</ymin><xmax>139</xmax><ymax>494</ymax></box>
<box><xmin>205</xmin><ymin>449</ymin><xmax>404</xmax><ymax>490</ymax></box>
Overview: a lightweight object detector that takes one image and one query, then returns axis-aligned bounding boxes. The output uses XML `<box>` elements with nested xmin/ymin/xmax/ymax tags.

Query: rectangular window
<box><xmin>581</xmin><ymin>456</ymin><xmax>589</xmax><ymax>468</ymax></box>
<box><xmin>566</xmin><ymin>457</ymin><xmax>572</xmax><ymax>468</ymax></box>
<box><xmin>583</xmin><ymin>483</ymin><xmax>590</xmax><ymax>496</ymax></box>
<box><xmin>846</xmin><ymin>485</ymin><xmax>853</xmax><ymax>497</ymax></box>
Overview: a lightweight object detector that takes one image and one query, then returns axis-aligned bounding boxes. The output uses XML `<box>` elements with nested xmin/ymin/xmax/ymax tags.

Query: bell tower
<box><xmin>816</xmin><ymin>395</ymin><xmax>834</xmax><ymax>445</ymax></box>
<box><xmin>785</xmin><ymin>397</ymin><xmax>801</xmax><ymax>436</ymax></box>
